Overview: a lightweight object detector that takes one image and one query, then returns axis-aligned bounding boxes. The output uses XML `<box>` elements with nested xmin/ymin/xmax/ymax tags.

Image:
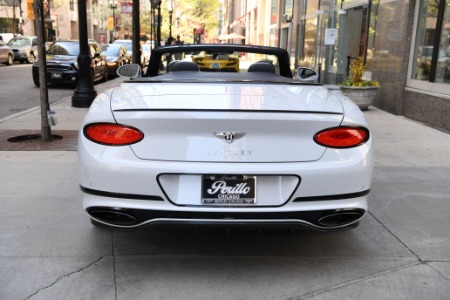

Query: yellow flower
<box><xmin>338</xmin><ymin>57</ymin><xmax>381</xmax><ymax>88</ymax></box>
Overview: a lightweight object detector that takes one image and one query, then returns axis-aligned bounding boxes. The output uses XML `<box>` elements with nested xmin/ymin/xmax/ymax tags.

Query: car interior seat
<box><xmin>169</xmin><ymin>61</ymin><xmax>200</xmax><ymax>72</ymax></box>
<box><xmin>248</xmin><ymin>61</ymin><xmax>276</xmax><ymax>73</ymax></box>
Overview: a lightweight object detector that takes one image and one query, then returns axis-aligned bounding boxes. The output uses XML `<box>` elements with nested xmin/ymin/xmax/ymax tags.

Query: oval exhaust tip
<box><xmin>317</xmin><ymin>211</ymin><xmax>364</xmax><ymax>227</ymax></box>
<box><xmin>90</xmin><ymin>210</ymin><xmax>138</xmax><ymax>226</ymax></box>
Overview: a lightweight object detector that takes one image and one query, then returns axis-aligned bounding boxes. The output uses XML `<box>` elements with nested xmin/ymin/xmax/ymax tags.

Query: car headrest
<box><xmin>169</xmin><ymin>61</ymin><xmax>200</xmax><ymax>72</ymax></box>
<box><xmin>248</xmin><ymin>62</ymin><xmax>276</xmax><ymax>73</ymax></box>
<box><xmin>216</xmin><ymin>54</ymin><xmax>229</xmax><ymax>60</ymax></box>
<box><xmin>166</xmin><ymin>61</ymin><xmax>178</xmax><ymax>72</ymax></box>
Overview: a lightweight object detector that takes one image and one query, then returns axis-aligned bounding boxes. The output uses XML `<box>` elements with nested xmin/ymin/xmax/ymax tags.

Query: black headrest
<box><xmin>169</xmin><ymin>61</ymin><xmax>200</xmax><ymax>72</ymax></box>
<box><xmin>248</xmin><ymin>62</ymin><xmax>275</xmax><ymax>73</ymax></box>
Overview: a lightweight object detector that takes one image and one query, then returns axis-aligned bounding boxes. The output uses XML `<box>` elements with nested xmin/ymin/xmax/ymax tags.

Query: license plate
<box><xmin>51</xmin><ymin>72</ymin><xmax>62</xmax><ymax>79</ymax></box>
<box><xmin>201</xmin><ymin>175</ymin><xmax>256</xmax><ymax>204</ymax></box>
<box><xmin>211</xmin><ymin>63</ymin><xmax>220</xmax><ymax>69</ymax></box>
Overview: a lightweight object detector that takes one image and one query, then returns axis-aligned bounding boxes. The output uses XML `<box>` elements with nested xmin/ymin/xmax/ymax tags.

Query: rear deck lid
<box><xmin>111</xmin><ymin>82</ymin><xmax>344</xmax><ymax>162</ymax></box>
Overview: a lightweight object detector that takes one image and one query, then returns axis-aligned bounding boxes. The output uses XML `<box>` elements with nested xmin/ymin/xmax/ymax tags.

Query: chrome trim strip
<box><xmin>90</xmin><ymin>216</ymin><xmax>364</xmax><ymax>231</ymax></box>
<box><xmin>293</xmin><ymin>190</ymin><xmax>370</xmax><ymax>202</ymax></box>
<box><xmin>80</xmin><ymin>186</ymin><xmax>164</xmax><ymax>201</ymax></box>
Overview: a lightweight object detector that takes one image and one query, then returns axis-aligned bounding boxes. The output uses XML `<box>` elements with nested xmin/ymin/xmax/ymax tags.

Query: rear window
<box><xmin>48</xmin><ymin>42</ymin><xmax>80</xmax><ymax>56</ymax></box>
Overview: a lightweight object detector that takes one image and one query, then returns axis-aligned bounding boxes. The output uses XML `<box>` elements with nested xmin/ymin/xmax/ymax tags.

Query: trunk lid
<box><xmin>111</xmin><ymin>82</ymin><xmax>343</xmax><ymax>162</ymax></box>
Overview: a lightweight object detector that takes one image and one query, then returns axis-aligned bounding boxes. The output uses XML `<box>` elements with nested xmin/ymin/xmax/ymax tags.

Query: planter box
<box><xmin>340</xmin><ymin>86</ymin><xmax>379</xmax><ymax>111</ymax></box>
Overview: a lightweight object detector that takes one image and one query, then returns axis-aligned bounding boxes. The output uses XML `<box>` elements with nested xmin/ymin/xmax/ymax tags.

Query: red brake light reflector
<box><xmin>314</xmin><ymin>127</ymin><xmax>369</xmax><ymax>148</ymax></box>
<box><xmin>84</xmin><ymin>123</ymin><xmax>143</xmax><ymax>146</ymax></box>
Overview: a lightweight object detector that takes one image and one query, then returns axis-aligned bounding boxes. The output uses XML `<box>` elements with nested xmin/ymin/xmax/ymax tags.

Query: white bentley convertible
<box><xmin>78</xmin><ymin>44</ymin><xmax>373</xmax><ymax>230</ymax></box>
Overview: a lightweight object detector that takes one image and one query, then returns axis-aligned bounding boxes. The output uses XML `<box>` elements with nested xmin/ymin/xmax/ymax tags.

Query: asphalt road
<box><xmin>0</xmin><ymin>62</ymin><xmax>76</xmax><ymax>119</ymax></box>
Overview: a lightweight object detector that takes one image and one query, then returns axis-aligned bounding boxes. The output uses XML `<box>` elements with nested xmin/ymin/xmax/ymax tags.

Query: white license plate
<box><xmin>51</xmin><ymin>72</ymin><xmax>62</xmax><ymax>79</ymax></box>
<box><xmin>201</xmin><ymin>175</ymin><xmax>256</xmax><ymax>204</ymax></box>
<box><xmin>211</xmin><ymin>63</ymin><xmax>220</xmax><ymax>69</ymax></box>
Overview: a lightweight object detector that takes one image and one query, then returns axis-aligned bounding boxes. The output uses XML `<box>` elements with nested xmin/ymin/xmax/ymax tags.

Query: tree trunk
<box><xmin>33</xmin><ymin>0</ymin><xmax>52</xmax><ymax>142</ymax></box>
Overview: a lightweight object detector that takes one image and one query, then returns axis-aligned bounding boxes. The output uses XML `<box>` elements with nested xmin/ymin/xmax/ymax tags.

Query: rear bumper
<box><xmin>86</xmin><ymin>204</ymin><xmax>367</xmax><ymax>231</ymax></box>
<box><xmin>79</xmin><ymin>134</ymin><xmax>373</xmax><ymax>230</ymax></box>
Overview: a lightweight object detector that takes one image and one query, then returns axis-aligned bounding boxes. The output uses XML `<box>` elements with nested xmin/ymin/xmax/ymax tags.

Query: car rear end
<box><xmin>79</xmin><ymin>81</ymin><xmax>373</xmax><ymax>230</ymax></box>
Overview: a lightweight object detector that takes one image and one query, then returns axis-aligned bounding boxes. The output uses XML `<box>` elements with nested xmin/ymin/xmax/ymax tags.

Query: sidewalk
<box><xmin>0</xmin><ymin>77</ymin><xmax>125</xmax><ymax>131</ymax></box>
<box><xmin>1</xmin><ymin>79</ymin><xmax>450</xmax><ymax>300</ymax></box>
<box><xmin>0</xmin><ymin>78</ymin><xmax>125</xmax><ymax>151</ymax></box>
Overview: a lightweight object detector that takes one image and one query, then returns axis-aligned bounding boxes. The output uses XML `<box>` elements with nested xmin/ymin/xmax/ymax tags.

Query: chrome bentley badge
<box><xmin>214</xmin><ymin>132</ymin><xmax>246</xmax><ymax>143</ymax></box>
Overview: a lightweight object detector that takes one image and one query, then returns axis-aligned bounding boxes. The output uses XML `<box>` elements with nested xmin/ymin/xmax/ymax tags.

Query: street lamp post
<box><xmin>72</xmin><ymin>0</ymin><xmax>97</xmax><ymax>107</ymax></box>
<box><xmin>168</xmin><ymin>1</ymin><xmax>173</xmax><ymax>39</ymax></box>
<box><xmin>157</xmin><ymin>1</ymin><xmax>161</xmax><ymax>46</ymax></box>
<box><xmin>150</xmin><ymin>0</ymin><xmax>161</xmax><ymax>47</ymax></box>
<box><xmin>109</xmin><ymin>0</ymin><xmax>117</xmax><ymax>42</ymax></box>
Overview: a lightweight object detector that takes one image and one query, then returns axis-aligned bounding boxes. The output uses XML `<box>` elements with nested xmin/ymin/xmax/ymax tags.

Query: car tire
<box><xmin>33</xmin><ymin>76</ymin><xmax>40</xmax><ymax>87</ymax></box>
<box><xmin>26</xmin><ymin>54</ymin><xmax>35</xmax><ymax>64</ymax></box>
<box><xmin>102</xmin><ymin>67</ymin><xmax>108</xmax><ymax>82</ymax></box>
<box><xmin>6</xmin><ymin>54</ymin><xmax>13</xmax><ymax>66</ymax></box>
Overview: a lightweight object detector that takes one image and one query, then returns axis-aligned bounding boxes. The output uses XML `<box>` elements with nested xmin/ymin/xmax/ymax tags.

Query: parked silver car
<box><xmin>0</xmin><ymin>40</ymin><xmax>13</xmax><ymax>65</ymax></box>
<box><xmin>7</xmin><ymin>36</ymin><xmax>38</xmax><ymax>63</ymax></box>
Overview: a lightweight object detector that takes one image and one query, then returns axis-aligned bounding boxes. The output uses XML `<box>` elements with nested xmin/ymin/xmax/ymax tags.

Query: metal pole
<box><xmin>72</xmin><ymin>0</ymin><xmax>97</xmax><ymax>107</ymax></box>
<box><xmin>132</xmin><ymin>0</ymin><xmax>140</xmax><ymax>67</ymax></box>
<box><xmin>109</xmin><ymin>1</ymin><xmax>117</xmax><ymax>42</ymax></box>
<box><xmin>112</xmin><ymin>6</ymin><xmax>116</xmax><ymax>40</ymax></box>
<box><xmin>157</xmin><ymin>1</ymin><xmax>161</xmax><ymax>47</ymax></box>
<box><xmin>150</xmin><ymin>6</ymin><xmax>153</xmax><ymax>50</ymax></box>
<box><xmin>169</xmin><ymin>10</ymin><xmax>172</xmax><ymax>39</ymax></box>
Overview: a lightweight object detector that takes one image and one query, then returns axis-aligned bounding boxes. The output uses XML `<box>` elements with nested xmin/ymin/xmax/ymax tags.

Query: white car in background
<box><xmin>7</xmin><ymin>35</ymin><xmax>38</xmax><ymax>63</ymax></box>
<box><xmin>0</xmin><ymin>40</ymin><xmax>13</xmax><ymax>65</ymax></box>
<box><xmin>78</xmin><ymin>44</ymin><xmax>373</xmax><ymax>231</ymax></box>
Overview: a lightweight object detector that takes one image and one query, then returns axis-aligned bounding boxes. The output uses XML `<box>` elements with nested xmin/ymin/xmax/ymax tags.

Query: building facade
<box><xmin>2</xmin><ymin>0</ymin><xmax>449</xmax><ymax>131</ymax></box>
<box><xmin>224</xmin><ymin>0</ymin><xmax>450</xmax><ymax>132</ymax></box>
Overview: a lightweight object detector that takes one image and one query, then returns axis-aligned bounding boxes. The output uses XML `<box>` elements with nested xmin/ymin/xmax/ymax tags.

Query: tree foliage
<box><xmin>156</xmin><ymin>0</ymin><xmax>221</xmax><ymax>42</ymax></box>
<box><xmin>0</xmin><ymin>0</ymin><xmax>21</xmax><ymax>34</ymax></box>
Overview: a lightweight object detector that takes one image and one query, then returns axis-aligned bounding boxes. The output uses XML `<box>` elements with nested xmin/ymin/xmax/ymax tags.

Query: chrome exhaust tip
<box><xmin>89</xmin><ymin>209</ymin><xmax>138</xmax><ymax>226</ymax></box>
<box><xmin>317</xmin><ymin>210</ymin><xmax>364</xmax><ymax>227</ymax></box>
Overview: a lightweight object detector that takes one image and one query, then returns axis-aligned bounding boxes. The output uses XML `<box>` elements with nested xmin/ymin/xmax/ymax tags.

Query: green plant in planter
<box><xmin>340</xmin><ymin>57</ymin><xmax>380</xmax><ymax>87</ymax></box>
<box><xmin>339</xmin><ymin>57</ymin><xmax>380</xmax><ymax>110</ymax></box>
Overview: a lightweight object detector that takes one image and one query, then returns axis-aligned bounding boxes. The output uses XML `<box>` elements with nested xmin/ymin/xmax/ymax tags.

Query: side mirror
<box><xmin>117</xmin><ymin>63</ymin><xmax>142</xmax><ymax>79</ymax></box>
<box><xmin>297</xmin><ymin>67</ymin><xmax>319</xmax><ymax>83</ymax></box>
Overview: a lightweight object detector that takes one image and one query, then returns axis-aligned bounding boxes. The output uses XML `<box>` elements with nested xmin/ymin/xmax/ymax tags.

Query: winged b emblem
<box><xmin>213</xmin><ymin>132</ymin><xmax>246</xmax><ymax>143</ymax></box>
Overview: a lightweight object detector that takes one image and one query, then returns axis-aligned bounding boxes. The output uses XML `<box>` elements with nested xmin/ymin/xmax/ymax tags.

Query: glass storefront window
<box><xmin>411</xmin><ymin>0</ymin><xmax>450</xmax><ymax>84</ymax></box>
<box><xmin>271</xmin><ymin>0</ymin><xmax>278</xmax><ymax>24</ymax></box>
<box><xmin>435</xmin><ymin>2</ymin><xmax>450</xmax><ymax>83</ymax></box>
<box><xmin>299</xmin><ymin>0</ymin><xmax>319</xmax><ymax>68</ymax></box>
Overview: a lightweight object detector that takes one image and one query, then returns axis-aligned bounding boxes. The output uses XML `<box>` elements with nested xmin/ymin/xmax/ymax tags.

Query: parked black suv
<box><xmin>32</xmin><ymin>40</ymin><xmax>108</xmax><ymax>87</ymax></box>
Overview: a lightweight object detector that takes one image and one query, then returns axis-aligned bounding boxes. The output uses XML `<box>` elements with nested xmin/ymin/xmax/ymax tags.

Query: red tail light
<box><xmin>84</xmin><ymin>123</ymin><xmax>144</xmax><ymax>146</ymax></box>
<box><xmin>314</xmin><ymin>126</ymin><xmax>369</xmax><ymax>148</ymax></box>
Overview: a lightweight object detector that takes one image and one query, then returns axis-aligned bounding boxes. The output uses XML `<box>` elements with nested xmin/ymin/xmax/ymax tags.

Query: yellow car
<box><xmin>192</xmin><ymin>51</ymin><xmax>239</xmax><ymax>72</ymax></box>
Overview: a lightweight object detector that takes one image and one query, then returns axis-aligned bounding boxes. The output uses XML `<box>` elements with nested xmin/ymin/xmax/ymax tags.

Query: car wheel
<box><xmin>6</xmin><ymin>54</ymin><xmax>13</xmax><ymax>66</ymax></box>
<box><xmin>33</xmin><ymin>76</ymin><xmax>40</xmax><ymax>87</ymax></box>
<box><xmin>102</xmin><ymin>67</ymin><xmax>108</xmax><ymax>82</ymax></box>
<box><xmin>26</xmin><ymin>54</ymin><xmax>35</xmax><ymax>64</ymax></box>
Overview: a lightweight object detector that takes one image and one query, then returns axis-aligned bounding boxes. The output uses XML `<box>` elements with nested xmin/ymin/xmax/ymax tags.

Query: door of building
<box><xmin>322</xmin><ymin>5</ymin><xmax>370</xmax><ymax>84</ymax></box>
